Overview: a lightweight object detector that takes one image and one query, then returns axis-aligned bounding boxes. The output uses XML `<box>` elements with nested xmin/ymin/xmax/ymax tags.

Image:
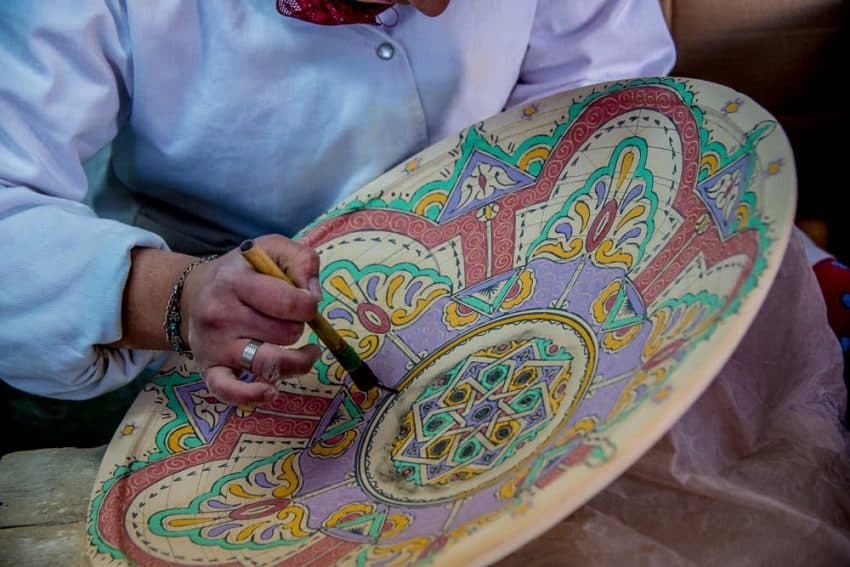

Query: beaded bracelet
<box><xmin>162</xmin><ymin>255</ymin><xmax>217</xmax><ymax>359</ymax></box>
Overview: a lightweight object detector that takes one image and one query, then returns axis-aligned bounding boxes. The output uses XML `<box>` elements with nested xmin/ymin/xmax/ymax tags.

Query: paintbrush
<box><xmin>240</xmin><ymin>240</ymin><xmax>398</xmax><ymax>394</ymax></box>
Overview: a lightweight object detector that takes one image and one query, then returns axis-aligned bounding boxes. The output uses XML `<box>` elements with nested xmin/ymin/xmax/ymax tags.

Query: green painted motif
<box><xmin>391</xmin><ymin>338</ymin><xmax>574</xmax><ymax>486</ymax></box>
<box><xmin>528</xmin><ymin>136</ymin><xmax>658</xmax><ymax>270</ymax></box>
<box><xmin>300</xmin><ymin>77</ymin><xmax>699</xmax><ymax>233</ymax></box>
<box><xmin>315</xmin><ymin>259</ymin><xmax>453</xmax><ymax>385</ymax></box>
<box><xmin>148</xmin><ymin>450</ymin><xmax>311</xmax><ymax>551</ymax></box>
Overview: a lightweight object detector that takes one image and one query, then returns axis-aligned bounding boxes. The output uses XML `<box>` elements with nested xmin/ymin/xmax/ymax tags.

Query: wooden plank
<box><xmin>0</xmin><ymin>522</ymin><xmax>89</xmax><ymax>566</ymax></box>
<box><xmin>0</xmin><ymin>445</ymin><xmax>105</xmax><ymax>528</ymax></box>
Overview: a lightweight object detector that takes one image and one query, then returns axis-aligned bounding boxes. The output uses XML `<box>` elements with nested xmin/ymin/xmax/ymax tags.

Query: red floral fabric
<box><xmin>276</xmin><ymin>0</ymin><xmax>390</xmax><ymax>25</ymax></box>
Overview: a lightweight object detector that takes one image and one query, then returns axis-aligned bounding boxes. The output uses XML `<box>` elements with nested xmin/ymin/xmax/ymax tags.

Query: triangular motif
<box><xmin>329</xmin><ymin>508</ymin><xmax>387</xmax><ymax>542</ymax></box>
<box><xmin>313</xmin><ymin>388</ymin><xmax>364</xmax><ymax>444</ymax></box>
<box><xmin>176</xmin><ymin>381</ymin><xmax>234</xmax><ymax>443</ymax></box>
<box><xmin>601</xmin><ymin>281</ymin><xmax>644</xmax><ymax>331</ymax></box>
<box><xmin>454</xmin><ymin>269</ymin><xmax>522</xmax><ymax>316</ymax></box>
<box><xmin>438</xmin><ymin>150</ymin><xmax>535</xmax><ymax>222</ymax></box>
<box><xmin>696</xmin><ymin>154</ymin><xmax>749</xmax><ymax>238</ymax></box>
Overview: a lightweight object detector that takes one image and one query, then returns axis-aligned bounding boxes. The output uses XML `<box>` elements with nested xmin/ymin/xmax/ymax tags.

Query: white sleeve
<box><xmin>0</xmin><ymin>2</ymin><xmax>168</xmax><ymax>399</ymax></box>
<box><xmin>507</xmin><ymin>0</ymin><xmax>677</xmax><ymax>108</ymax></box>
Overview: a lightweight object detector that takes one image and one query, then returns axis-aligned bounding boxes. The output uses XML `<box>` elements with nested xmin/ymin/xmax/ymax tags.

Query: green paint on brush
<box><xmin>334</xmin><ymin>342</ymin><xmax>362</xmax><ymax>371</ymax></box>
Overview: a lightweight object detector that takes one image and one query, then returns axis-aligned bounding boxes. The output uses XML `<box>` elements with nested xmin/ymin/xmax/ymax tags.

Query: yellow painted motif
<box><xmin>275</xmin><ymin>505</ymin><xmax>311</xmax><ymax>539</ymax></box>
<box><xmin>413</xmin><ymin>191</ymin><xmax>447</xmax><ymax>216</ymax></box>
<box><xmin>614</xmin><ymin>149</ymin><xmax>635</xmax><ymax>190</ymax></box>
<box><xmin>521</xmin><ymin>103</ymin><xmax>539</xmax><ymax>118</ymax></box>
<box><xmin>324</xmin><ymin>502</ymin><xmax>374</xmax><ymax>527</ymax></box>
<box><xmin>328</xmin><ymin>275</ymin><xmax>358</xmax><ymax>302</ymax></box>
<box><xmin>309</xmin><ymin>430</ymin><xmax>357</xmax><ymax>458</ymax></box>
<box><xmin>271</xmin><ymin>452</ymin><xmax>302</xmax><ymax>498</ymax></box>
<box><xmin>701</xmin><ymin>153</ymin><xmax>720</xmax><ymax>175</ymax></box>
<box><xmin>403</xmin><ymin>158</ymin><xmax>421</xmax><ymax>174</ymax></box>
<box><xmin>594</xmin><ymin>239</ymin><xmax>634</xmax><ymax>267</ymax></box>
<box><xmin>608</xmin><ymin>367</ymin><xmax>667</xmax><ymax>421</ymax></box>
<box><xmin>532</xmin><ymin>238</ymin><xmax>583</xmax><ymax>261</ymax></box>
<box><xmin>229</xmin><ymin>485</ymin><xmax>262</xmax><ymax>500</ymax></box>
<box><xmin>165</xmin><ymin>423</ymin><xmax>195</xmax><ymax>453</ymax></box>
<box><xmin>167</xmin><ymin>516</ymin><xmax>213</xmax><ymax>528</ymax></box>
<box><xmin>391</xmin><ymin>288</ymin><xmax>448</xmax><ymax>326</ymax></box>
<box><xmin>601</xmin><ymin>325</ymin><xmax>641</xmax><ymax>351</ymax></box>
<box><xmin>499</xmin><ymin>270</ymin><xmax>535</xmax><ymax>310</ymax></box>
<box><xmin>517</xmin><ymin>145</ymin><xmax>550</xmax><ymax>171</ymax></box>
<box><xmin>592</xmin><ymin>281</ymin><xmax>620</xmax><ymax>324</ymax></box>
<box><xmin>365</xmin><ymin>537</ymin><xmax>432</xmax><ymax>566</ymax></box>
<box><xmin>443</xmin><ymin>300</ymin><xmax>480</xmax><ymax>329</ymax></box>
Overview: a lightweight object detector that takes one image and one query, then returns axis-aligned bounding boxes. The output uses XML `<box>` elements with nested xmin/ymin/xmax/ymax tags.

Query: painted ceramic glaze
<box><xmin>88</xmin><ymin>78</ymin><xmax>795</xmax><ymax>566</ymax></box>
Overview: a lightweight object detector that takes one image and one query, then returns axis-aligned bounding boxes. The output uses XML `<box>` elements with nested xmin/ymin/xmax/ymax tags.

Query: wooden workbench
<box><xmin>0</xmin><ymin>446</ymin><xmax>105</xmax><ymax>566</ymax></box>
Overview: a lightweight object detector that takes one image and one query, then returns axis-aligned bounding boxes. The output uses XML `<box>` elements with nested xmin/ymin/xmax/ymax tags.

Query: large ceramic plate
<box><xmin>88</xmin><ymin>78</ymin><xmax>795</xmax><ymax>566</ymax></box>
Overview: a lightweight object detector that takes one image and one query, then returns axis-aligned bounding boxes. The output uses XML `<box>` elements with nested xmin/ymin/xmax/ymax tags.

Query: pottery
<box><xmin>88</xmin><ymin>77</ymin><xmax>795</xmax><ymax>566</ymax></box>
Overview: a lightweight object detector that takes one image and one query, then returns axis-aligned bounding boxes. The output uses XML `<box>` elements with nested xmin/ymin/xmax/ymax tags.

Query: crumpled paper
<box><xmin>499</xmin><ymin>230</ymin><xmax>850</xmax><ymax>566</ymax></box>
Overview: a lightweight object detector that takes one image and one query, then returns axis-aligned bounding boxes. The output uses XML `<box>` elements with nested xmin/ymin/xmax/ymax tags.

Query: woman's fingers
<box><xmin>253</xmin><ymin>234</ymin><xmax>321</xmax><ymax>300</ymax></box>
<box><xmin>243</xmin><ymin>342</ymin><xmax>321</xmax><ymax>382</ymax></box>
<box><xmin>203</xmin><ymin>342</ymin><xmax>322</xmax><ymax>406</ymax></box>
<box><xmin>235</xmin><ymin>235</ymin><xmax>322</xmax><ymax>321</ymax></box>
<box><xmin>235</xmin><ymin>307</ymin><xmax>308</xmax><ymax>348</ymax></box>
<box><xmin>235</xmin><ymin>271</ymin><xmax>319</xmax><ymax>323</ymax></box>
<box><xmin>204</xmin><ymin>366</ymin><xmax>274</xmax><ymax>406</ymax></box>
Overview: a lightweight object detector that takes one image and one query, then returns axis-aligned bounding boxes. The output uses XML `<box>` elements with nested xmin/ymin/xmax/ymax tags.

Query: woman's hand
<box><xmin>113</xmin><ymin>235</ymin><xmax>322</xmax><ymax>407</ymax></box>
<box><xmin>179</xmin><ymin>235</ymin><xmax>323</xmax><ymax>406</ymax></box>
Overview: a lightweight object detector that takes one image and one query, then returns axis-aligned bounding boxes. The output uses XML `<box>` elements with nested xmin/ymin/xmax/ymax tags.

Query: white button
<box><xmin>376</xmin><ymin>42</ymin><xmax>395</xmax><ymax>60</ymax></box>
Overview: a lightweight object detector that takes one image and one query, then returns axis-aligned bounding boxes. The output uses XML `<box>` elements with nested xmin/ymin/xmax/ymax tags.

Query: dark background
<box><xmin>662</xmin><ymin>0</ymin><xmax>850</xmax><ymax>262</ymax></box>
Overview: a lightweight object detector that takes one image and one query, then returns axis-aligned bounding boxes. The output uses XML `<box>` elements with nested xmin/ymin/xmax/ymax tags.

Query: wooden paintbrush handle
<box><xmin>239</xmin><ymin>240</ymin><xmax>355</xmax><ymax>367</ymax></box>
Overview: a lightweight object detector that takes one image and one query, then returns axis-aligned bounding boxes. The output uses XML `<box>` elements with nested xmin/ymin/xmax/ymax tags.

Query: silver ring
<box><xmin>240</xmin><ymin>339</ymin><xmax>263</xmax><ymax>371</ymax></box>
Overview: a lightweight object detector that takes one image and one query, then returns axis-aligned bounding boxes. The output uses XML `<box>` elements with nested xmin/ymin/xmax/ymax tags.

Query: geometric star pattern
<box><xmin>391</xmin><ymin>338</ymin><xmax>573</xmax><ymax>485</ymax></box>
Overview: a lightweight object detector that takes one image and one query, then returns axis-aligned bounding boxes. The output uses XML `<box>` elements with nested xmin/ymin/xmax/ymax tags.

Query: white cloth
<box><xmin>0</xmin><ymin>0</ymin><xmax>676</xmax><ymax>398</ymax></box>
<box><xmin>801</xmin><ymin>229</ymin><xmax>834</xmax><ymax>265</ymax></box>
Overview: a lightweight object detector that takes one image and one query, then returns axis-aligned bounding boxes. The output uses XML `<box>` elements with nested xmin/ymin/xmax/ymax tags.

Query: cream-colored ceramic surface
<box><xmin>88</xmin><ymin>78</ymin><xmax>794</xmax><ymax>566</ymax></box>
